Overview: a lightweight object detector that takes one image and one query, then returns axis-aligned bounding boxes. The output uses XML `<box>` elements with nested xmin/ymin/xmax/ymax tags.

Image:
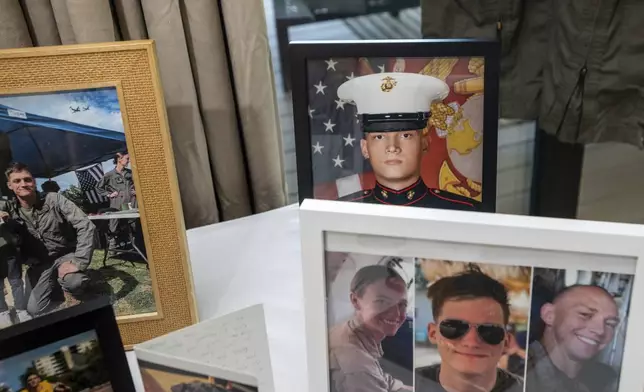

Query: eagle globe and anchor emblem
<box><xmin>380</xmin><ymin>76</ymin><xmax>397</xmax><ymax>92</ymax></box>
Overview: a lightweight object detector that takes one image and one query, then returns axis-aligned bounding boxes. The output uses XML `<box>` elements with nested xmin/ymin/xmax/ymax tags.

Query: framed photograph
<box><xmin>299</xmin><ymin>199</ymin><xmax>644</xmax><ymax>392</ymax></box>
<box><xmin>0</xmin><ymin>297</ymin><xmax>135</xmax><ymax>392</ymax></box>
<box><xmin>290</xmin><ymin>39</ymin><xmax>499</xmax><ymax>212</ymax></box>
<box><xmin>0</xmin><ymin>41</ymin><xmax>197</xmax><ymax>347</ymax></box>
<box><xmin>136</xmin><ymin>351</ymin><xmax>259</xmax><ymax>392</ymax></box>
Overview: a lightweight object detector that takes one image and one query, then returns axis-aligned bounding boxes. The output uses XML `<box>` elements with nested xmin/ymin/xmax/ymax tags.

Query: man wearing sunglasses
<box><xmin>415</xmin><ymin>266</ymin><xmax>524</xmax><ymax>392</ymax></box>
<box><xmin>525</xmin><ymin>284</ymin><xmax>620</xmax><ymax>392</ymax></box>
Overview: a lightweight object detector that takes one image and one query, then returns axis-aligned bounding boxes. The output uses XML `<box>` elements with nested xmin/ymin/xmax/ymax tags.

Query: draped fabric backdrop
<box><xmin>0</xmin><ymin>0</ymin><xmax>287</xmax><ymax>228</ymax></box>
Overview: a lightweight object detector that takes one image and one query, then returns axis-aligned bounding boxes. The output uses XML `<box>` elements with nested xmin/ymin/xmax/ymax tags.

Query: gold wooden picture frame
<box><xmin>0</xmin><ymin>40</ymin><xmax>197</xmax><ymax>347</ymax></box>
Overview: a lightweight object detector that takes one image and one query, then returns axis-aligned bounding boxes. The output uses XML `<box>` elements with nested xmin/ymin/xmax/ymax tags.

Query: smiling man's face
<box><xmin>428</xmin><ymin>297</ymin><xmax>507</xmax><ymax>377</ymax></box>
<box><xmin>7</xmin><ymin>170</ymin><xmax>36</xmax><ymax>199</ymax></box>
<box><xmin>542</xmin><ymin>286</ymin><xmax>619</xmax><ymax>361</ymax></box>
<box><xmin>351</xmin><ymin>277</ymin><xmax>408</xmax><ymax>338</ymax></box>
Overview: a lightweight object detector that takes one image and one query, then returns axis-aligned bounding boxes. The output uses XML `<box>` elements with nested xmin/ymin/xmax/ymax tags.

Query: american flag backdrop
<box><xmin>307</xmin><ymin>57</ymin><xmax>381</xmax><ymax>200</ymax></box>
<box><xmin>306</xmin><ymin>56</ymin><xmax>486</xmax><ymax>202</ymax></box>
<box><xmin>75</xmin><ymin>163</ymin><xmax>107</xmax><ymax>204</ymax></box>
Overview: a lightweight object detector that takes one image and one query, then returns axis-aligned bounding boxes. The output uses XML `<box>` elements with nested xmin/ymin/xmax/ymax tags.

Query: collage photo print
<box><xmin>324</xmin><ymin>252</ymin><xmax>634</xmax><ymax>392</ymax></box>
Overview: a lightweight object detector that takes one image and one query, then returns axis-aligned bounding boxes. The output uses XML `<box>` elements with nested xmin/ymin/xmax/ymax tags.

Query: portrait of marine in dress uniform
<box><xmin>304</xmin><ymin>55</ymin><xmax>491</xmax><ymax>210</ymax></box>
<box><xmin>335</xmin><ymin>72</ymin><xmax>479</xmax><ymax>210</ymax></box>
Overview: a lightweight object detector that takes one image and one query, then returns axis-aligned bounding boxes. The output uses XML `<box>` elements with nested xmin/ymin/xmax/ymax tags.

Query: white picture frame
<box><xmin>299</xmin><ymin>199</ymin><xmax>644</xmax><ymax>392</ymax></box>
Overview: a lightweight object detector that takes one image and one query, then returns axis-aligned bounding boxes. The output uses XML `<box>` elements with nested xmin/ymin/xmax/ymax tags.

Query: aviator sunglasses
<box><xmin>439</xmin><ymin>319</ymin><xmax>506</xmax><ymax>345</ymax></box>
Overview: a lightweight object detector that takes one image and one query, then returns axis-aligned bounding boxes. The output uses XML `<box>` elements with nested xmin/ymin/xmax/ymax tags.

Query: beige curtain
<box><xmin>0</xmin><ymin>0</ymin><xmax>287</xmax><ymax>228</ymax></box>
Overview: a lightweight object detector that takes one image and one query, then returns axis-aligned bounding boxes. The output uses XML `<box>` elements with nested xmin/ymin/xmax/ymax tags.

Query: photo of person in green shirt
<box><xmin>525</xmin><ymin>268</ymin><xmax>633</xmax><ymax>392</ymax></box>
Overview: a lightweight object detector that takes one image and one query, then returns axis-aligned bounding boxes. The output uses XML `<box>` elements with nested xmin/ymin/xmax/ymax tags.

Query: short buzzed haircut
<box><xmin>552</xmin><ymin>284</ymin><xmax>613</xmax><ymax>304</ymax></box>
<box><xmin>428</xmin><ymin>264</ymin><xmax>511</xmax><ymax>324</ymax></box>
<box><xmin>4</xmin><ymin>162</ymin><xmax>30</xmax><ymax>180</ymax></box>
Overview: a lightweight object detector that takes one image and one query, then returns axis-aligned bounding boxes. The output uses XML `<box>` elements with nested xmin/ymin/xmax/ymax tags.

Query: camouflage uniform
<box><xmin>96</xmin><ymin>167</ymin><xmax>136</xmax><ymax>210</ymax></box>
<box><xmin>96</xmin><ymin>167</ymin><xmax>136</xmax><ymax>238</ymax></box>
<box><xmin>3</xmin><ymin>192</ymin><xmax>95</xmax><ymax>316</ymax></box>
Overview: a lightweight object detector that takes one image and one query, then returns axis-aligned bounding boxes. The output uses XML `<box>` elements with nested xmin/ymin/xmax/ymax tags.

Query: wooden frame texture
<box><xmin>0</xmin><ymin>40</ymin><xmax>198</xmax><ymax>347</ymax></box>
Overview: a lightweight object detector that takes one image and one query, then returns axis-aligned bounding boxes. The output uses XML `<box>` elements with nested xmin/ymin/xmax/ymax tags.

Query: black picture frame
<box><xmin>289</xmin><ymin>39</ymin><xmax>500</xmax><ymax>212</ymax></box>
<box><xmin>0</xmin><ymin>297</ymin><xmax>135</xmax><ymax>392</ymax></box>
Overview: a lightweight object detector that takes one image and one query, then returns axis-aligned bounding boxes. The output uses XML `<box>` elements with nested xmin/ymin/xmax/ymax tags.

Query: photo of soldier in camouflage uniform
<box><xmin>0</xmin><ymin>87</ymin><xmax>155</xmax><ymax>328</ymax></box>
<box><xmin>96</xmin><ymin>152</ymin><xmax>136</xmax><ymax>250</ymax></box>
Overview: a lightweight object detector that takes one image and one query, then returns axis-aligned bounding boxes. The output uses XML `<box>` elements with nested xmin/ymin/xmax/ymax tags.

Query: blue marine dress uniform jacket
<box><xmin>339</xmin><ymin>178</ymin><xmax>480</xmax><ymax>211</ymax></box>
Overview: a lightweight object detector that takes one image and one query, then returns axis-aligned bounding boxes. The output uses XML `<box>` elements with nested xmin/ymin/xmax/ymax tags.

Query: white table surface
<box><xmin>89</xmin><ymin>211</ymin><xmax>141</xmax><ymax>220</ymax></box>
<box><xmin>126</xmin><ymin>203</ymin><xmax>307</xmax><ymax>391</ymax></box>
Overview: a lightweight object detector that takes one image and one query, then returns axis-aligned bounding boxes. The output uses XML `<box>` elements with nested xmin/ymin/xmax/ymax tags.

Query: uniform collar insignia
<box><xmin>375</xmin><ymin>178</ymin><xmax>426</xmax><ymax>205</ymax></box>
